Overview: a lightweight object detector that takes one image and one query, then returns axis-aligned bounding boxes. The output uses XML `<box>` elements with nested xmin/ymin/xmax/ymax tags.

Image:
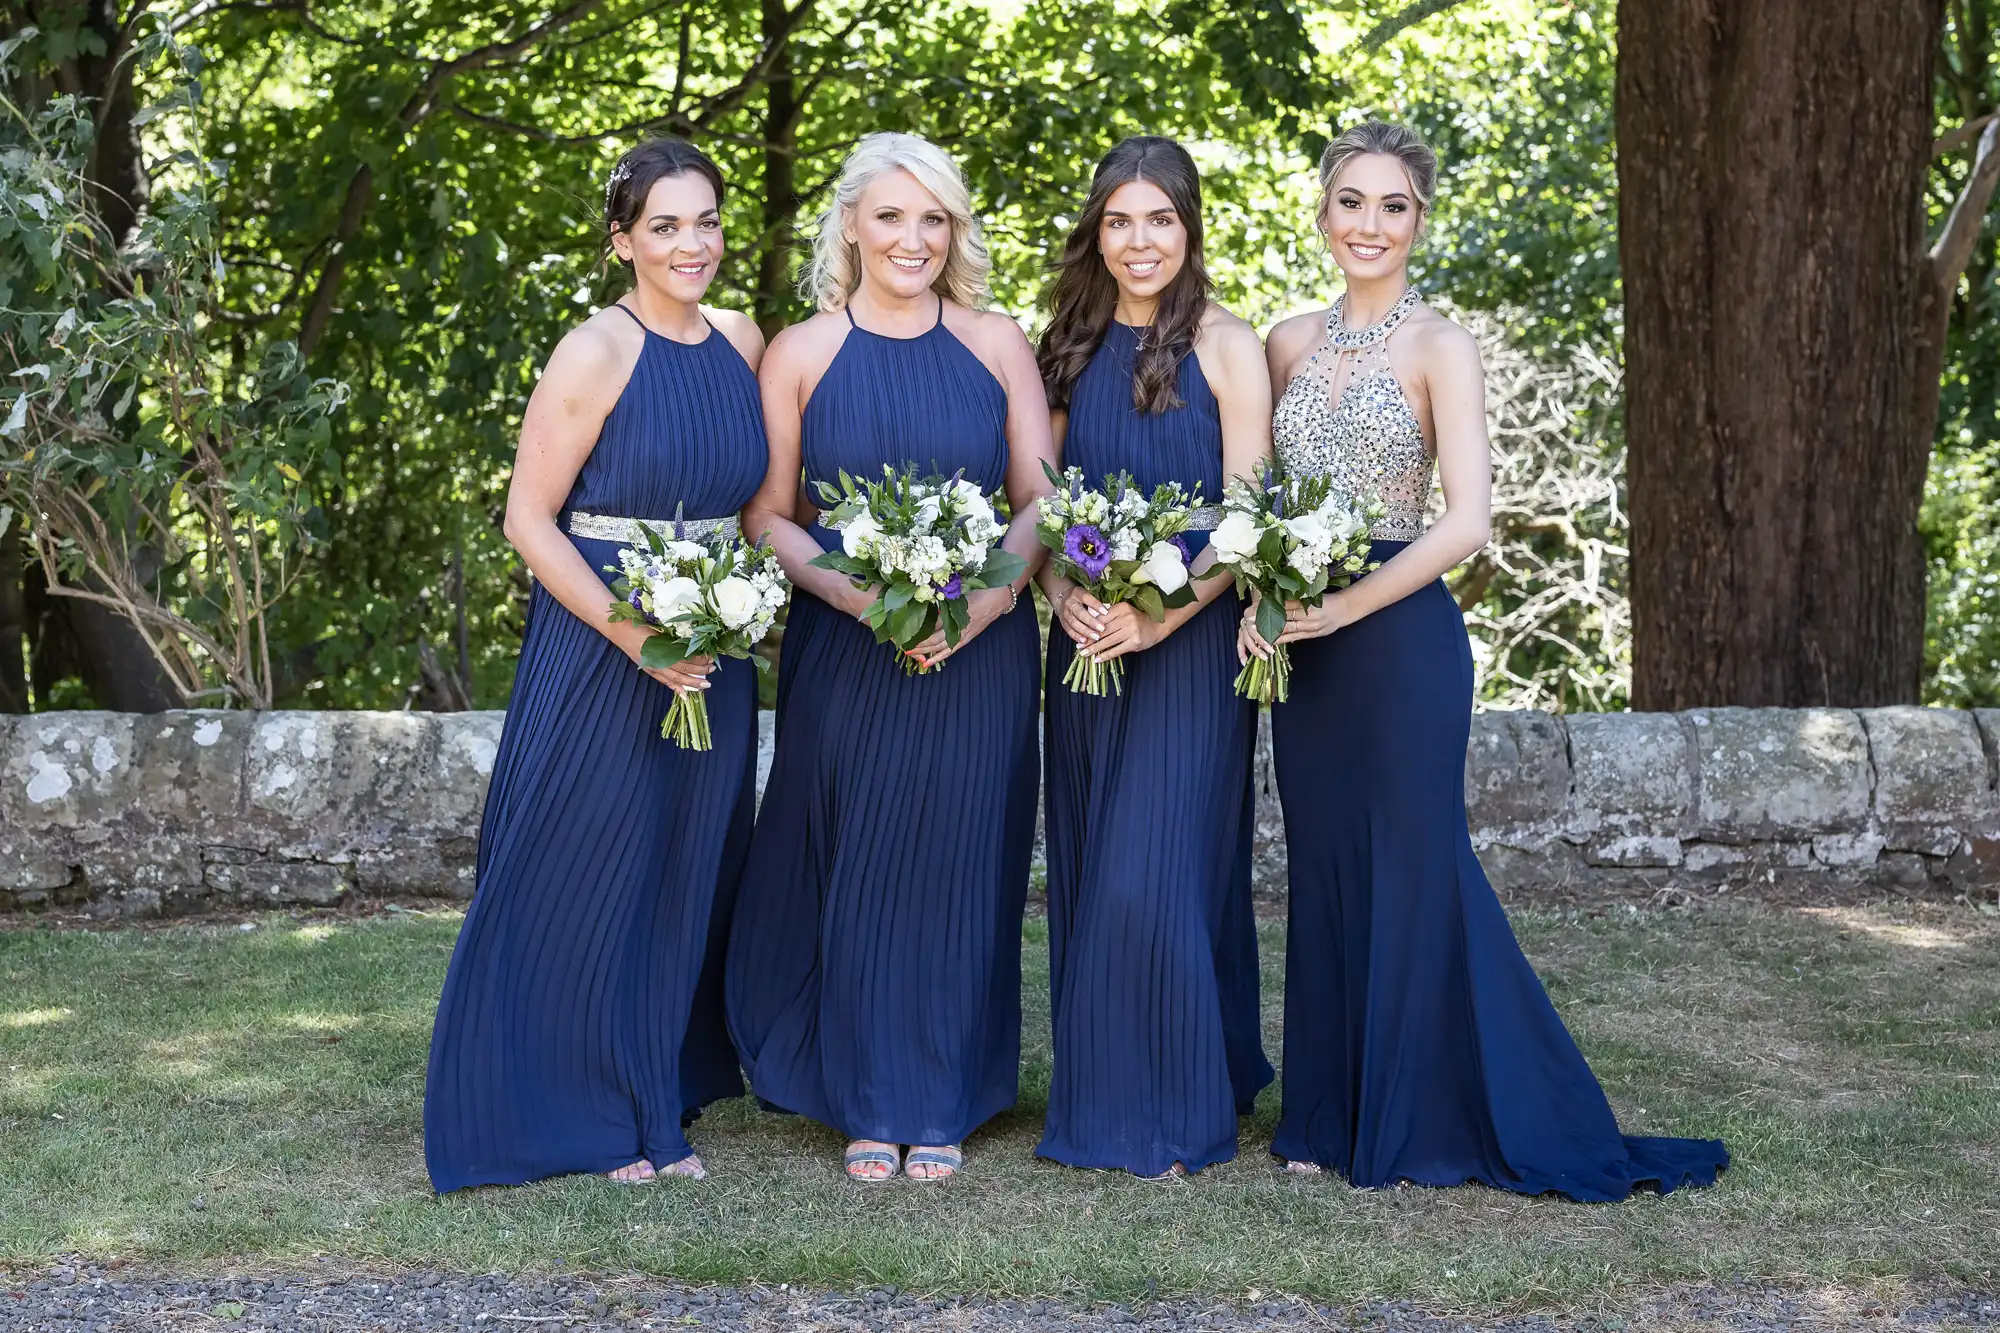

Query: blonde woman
<box><xmin>726</xmin><ymin>133</ymin><xmax>1055</xmax><ymax>1182</ymax></box>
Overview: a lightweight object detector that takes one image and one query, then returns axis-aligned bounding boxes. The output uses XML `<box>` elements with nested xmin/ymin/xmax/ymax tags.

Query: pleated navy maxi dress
<box><xmin>726</xmin><ymin>302</ymin><xmax>1040</xmax><ymax>1149</ymax></box>
<box><xmin>425</xmin><ymin>308</ymin><xmax>767</xmax><ymax>1193</ymax></box>
<box><xmin>1268</xmin><ymin>292</ymin><xmax>1729</xmax><ymax>1200</ymax></box>
<box><xmin>1038</xmin><ymin>320</ymin><xmax>1271</xmax><ymax>1176</ymax></box>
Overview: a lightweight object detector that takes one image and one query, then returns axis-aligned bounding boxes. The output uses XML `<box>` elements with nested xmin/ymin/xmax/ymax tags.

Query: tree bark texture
<box><xmin>0</xmin><ymin>536</ymin><xmax>26</xmax><ymax>713</ymax></box>
<box><xmin>1619</xmin><ymin>0</ymin><xmax>1945</xmax><ymax>708</ymax></box>
<box><xmin>756</xmin><ymin>0</ymin><xmax>803</xmax><ymax>336</ymax></box>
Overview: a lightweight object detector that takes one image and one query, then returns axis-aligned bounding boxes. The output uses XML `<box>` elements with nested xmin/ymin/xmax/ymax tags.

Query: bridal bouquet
<box><xmin>606</xmin><ymin>523</ymin><xmax>788</xmax><ymax>749</ymax></box>
<box><xmin>808</xmin><ymin>465</ymin><xmax>1027</xmax><ymax>673</ymax></box>
<box><xmin>1036</xmin><ymin>462</ymin><xmax>1204</xmax><ymax>696</ymax></box>
<box><xmin>1209</xmin><ymin>467</ymin><xmax>1384</xmax><ymax>705</ymax></box>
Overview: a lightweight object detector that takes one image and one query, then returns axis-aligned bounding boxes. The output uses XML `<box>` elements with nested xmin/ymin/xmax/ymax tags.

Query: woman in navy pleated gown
<box><xmin>1032</xmin><ymin>138</ymin><xmax>1273</xmax><ymax>1177</ymax></box>
<box><xmin>425</xmin><ymin>140</ymin><xmax>768</xmax><ymax>1191</ymax></box>
<box><xmin>1248</xmin><ymin>121</ymin><xmax>1728</xmax><ymax>1199</ymax></box>
<box><xmin>727</xmin><ymin>133</ymin><xmax>1055</xmax><ymax>1182</ymax></box>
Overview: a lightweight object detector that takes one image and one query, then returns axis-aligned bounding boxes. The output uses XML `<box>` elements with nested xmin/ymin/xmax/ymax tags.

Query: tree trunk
<box><xmin>0</xmin><ymin>535</ymin><xmax>26</xmax><ymax>713</ymax></box>
<box><xmin>754</xmin><ymin>0</ymin><xmax>801</xmax><ymax>337</ymax></box>
<box><xmin>1618</xmin><ymin>0</ymin><xmax>1945</xmax><ymax>708</ymax></box>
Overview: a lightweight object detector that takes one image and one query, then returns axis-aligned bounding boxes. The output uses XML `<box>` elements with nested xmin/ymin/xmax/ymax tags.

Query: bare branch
<box><xmin>1935</xmin><ymin>111</ymin><xmax>1996</xmax><ymax>158</ymax></box>
<box><xmin>294</xmin><ymin>0</ymin><xmax>610</xmax><ymax>355</ymax></box>
<box><xmin>1360</xmin><ymin>0</ymin><xmax>1474</xmax><ymax>51</ymax></box>
<box><xmin>669</xmin><ymin>0</ymin><xmax>692</xmax><ymax>118</ymax></box>
<box><xmin>682</xmin><ymin>0</ymin><xmax>817</xmax><ymax>130</ymax></box>
<box><xmin>401</xmin><ymin>0</ymin><xmax>609</xmax><ymax>127</ymax></box>
<box><xmin>1930</xmin><ymin>115</ymin><xmax>2000</xmax><ymax>294</ymax></box>
<box><xmin>446</xmin><ymin>102</ymin><xmax>778</xmax><ymax>148</ymax></box>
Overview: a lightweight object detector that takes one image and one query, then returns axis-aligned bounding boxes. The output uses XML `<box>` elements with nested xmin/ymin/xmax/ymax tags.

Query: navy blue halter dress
<box><xmin>726</xmin><ymin>301</ymin><xmax>1040</xmax><ymax>1149</ymax></box>
<box><xmin>424</xmin><ymin>307</ymin><xmax>767</xmax><ymax>1193</ymax></box>
<box><xmin>1038</xmin><ymin>321</ymin><xmax>1271</xmax><ymax>1176</ymax></box>
<box><xmin>1268</xmin><ymin>294</ymin><xmax>1728</xmax><ymax>1199</ymax></box>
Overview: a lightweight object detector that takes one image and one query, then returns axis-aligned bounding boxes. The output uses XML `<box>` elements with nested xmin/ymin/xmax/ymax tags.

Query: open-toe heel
<box><xmin>903</xmin><ymin>1145</ymin><xmax>963</xmax><ymax>1181</ymax></box>
<box><xmin>844</xmin><ymin>1141</ymin><xmax>902</xmax><ymax>1183</ymax></box>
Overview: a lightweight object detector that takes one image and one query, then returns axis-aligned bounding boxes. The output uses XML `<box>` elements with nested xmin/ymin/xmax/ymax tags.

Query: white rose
<box><xmin>1210</xmin><ymin>511</ymin><xmax>1262</xmax><ymax>564</ymax></box>
<box><xmin>840</xmin><ymin>511</ymin><xmax>883</xmax><ymax>560</ymax></box>
<box><xmin>649</xmin><ymin>575</ymin><xmax>702</xmax><ymax>628</ymax></box>
<box><xmin>712</xmin><ymin>576</ymin><xmax>759</xmax><ymax>631</ymax></box>
<box><xmin>1130</xmin><ymin>541</ymin><xmax>1189</xmax><ymax>594</ymax></box>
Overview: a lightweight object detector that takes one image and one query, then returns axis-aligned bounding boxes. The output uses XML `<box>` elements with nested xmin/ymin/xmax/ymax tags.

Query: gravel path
<box><xmin>5</xmin><ymin>1260</ymin><xmax>1998</xmax><ymax>1333</ymax></box>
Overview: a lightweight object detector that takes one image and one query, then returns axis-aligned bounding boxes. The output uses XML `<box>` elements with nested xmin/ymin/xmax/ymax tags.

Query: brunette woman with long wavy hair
<box><xmin>1032</xmin><ymin>135</ymin><xmax>1275</xmax><ymax>1177</ymax></box>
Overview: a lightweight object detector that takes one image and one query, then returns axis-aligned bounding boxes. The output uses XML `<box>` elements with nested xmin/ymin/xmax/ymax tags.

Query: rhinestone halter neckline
<box><xmin>1328</xmin><ymin>287</ymin><xmax>1421</xmax><ymax>352</ymax></box>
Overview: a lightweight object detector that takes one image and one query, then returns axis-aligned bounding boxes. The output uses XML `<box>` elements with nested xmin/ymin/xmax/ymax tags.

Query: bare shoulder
<box><xmin>1199</xmin><ymin>302</ymin><xmax>1262</xmax><ymax>355</ymax></box>
<box><xmin>539</xmin><ymin>308</ymin><xmax>640</xmax><ymax>401</ymax></box>
<box><xmin>762</xmin><ymin>310</ymin><xmax>848</xmax><ymax>380</ymax></box>
<box><xmin>702</xmin><ymin>305</ymin><xmax>767</xmax><ymax>371</ymax></box>
<box><xmin>1405</xmin><ymin>305</ymin><xmax>1482</xmax><ymax>374</ymax></box>
<box><xmin>1265</xmin><ymin>307</ymin><xmax>1330</xmax><ymax>363</ymax></box>
<box><xmin>948</xmin><ymin>301</ymin><xmax>1033</xmax><ymax>356</ymax></box>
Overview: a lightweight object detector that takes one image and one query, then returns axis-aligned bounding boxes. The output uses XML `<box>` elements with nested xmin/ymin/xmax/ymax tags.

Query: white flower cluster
<box><xmin>1038</xmin><ymin>466</ymin><xmax>1195</xmax><ymax>596</ymax></box>
<box><xmin>837</xmin><ymin>475</ymin><xmax>1005</xmax><ymax>604</ymax></box>
<box><xmin>616</xmin><ymin>538</ymin><xmax>787</xmax><ymax>641</ymax></box>
<box><xmin>1210</xmin><ymin>487</ymin><xmax>1371</xmax><ymax>583</ymax></box>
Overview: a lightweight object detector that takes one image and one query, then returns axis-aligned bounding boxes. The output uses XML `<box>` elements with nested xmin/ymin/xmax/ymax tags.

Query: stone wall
<box><xmin>3</xmin><ymin>706</ymin><xmax>1996</xmax><ymax>917</ymax></box>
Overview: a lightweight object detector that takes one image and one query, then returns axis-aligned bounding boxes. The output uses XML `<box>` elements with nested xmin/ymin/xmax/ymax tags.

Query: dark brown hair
<box><xmin>1037</xmin><ymin>136</ymin><xmax>1213</xmax><ymax>415</ymax></box>
<box><xmin>603</xmin><ymin>137</ymin><xmax>726</xmax><ymax>270</ymax></box>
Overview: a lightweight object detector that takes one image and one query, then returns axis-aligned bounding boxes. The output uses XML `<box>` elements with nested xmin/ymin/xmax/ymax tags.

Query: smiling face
<box><xmin>847</xmin><ymin>168</ymin><xmax>954</xmax><ymax>303</ymax></box>
<box><xmin>1097</xmin><ymin>177</ymin><xmax>1186</xmax><ymax>307</ymax></box>
<box><xmin>1321</xmin><ymin>152</ymin><xmax>1423</xmax><ymax>284</ymax></box>
<box><xmin>610</xmin><ymin>171</ymin><xmax>724</xmax><ymax>304</ymax></box>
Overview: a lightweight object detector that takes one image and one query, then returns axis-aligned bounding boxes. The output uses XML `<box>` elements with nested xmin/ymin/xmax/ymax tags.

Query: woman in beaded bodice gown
<box><xmin>425</xmin><ymin>141</ymin><xmax>768</xmax><ymax>1191</ymax></box>
<box><xmin>726</xmin><ymin>134</ymin><xmax>1055</xmax><ymax>1183</ymax></box>
<box><xmin>1032</xmin><ymin>137</ymin><xmax>1272</xmax><ymax>1178</ymax></box>
<box><xmin>1248</xmin><ymin>121</ymin><xmax>1729</xmax><ymax>1200</ymax></box>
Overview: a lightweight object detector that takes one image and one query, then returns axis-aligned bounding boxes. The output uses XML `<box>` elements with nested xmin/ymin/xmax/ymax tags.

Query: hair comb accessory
<box><xmin>604</xmin><ymin>158</ymin><xmax>635</xmax><ymax>215</ymax></box>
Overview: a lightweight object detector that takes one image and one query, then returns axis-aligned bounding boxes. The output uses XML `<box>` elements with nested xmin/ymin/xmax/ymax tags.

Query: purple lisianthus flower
<box><xmin>1063</xmin><ymin>523</ymin><xmax>1113</xmax><ymax>580</ymax></box>
<box><xmin>627</xmin><ymin>588</ymin><xmax>646</xmax><ymax>611</ymax></box>
<box><xmin>937</xmin><ymin>573</ymin><xmax>964</xmax><ymax>601</ymax></box>
<box><xmin>1169</xmin><ymin>533</ymin><xmax>1192</xmax><ymax>564</ymax></box>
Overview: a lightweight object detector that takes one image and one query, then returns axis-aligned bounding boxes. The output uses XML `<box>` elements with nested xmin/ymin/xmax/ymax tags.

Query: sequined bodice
<box><xmin>1272</xmin><ymin>290</ymin><xmax>1431</xmax><ymax>541</ymax></box>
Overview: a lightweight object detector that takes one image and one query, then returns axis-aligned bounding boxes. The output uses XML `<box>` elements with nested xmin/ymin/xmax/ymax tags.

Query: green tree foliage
<box><xmin>0</xmin><ymin>25</ymin><xmax>347</xmax><ymax>708</ymax></box>
<box><xmin>1924</xmin><ymin>0</ymin><xmax>2000</xmax><ymax>706</ymax></box>
<box><xmin>40</xmin><ymin>0</ymin><xmax>1975</xmax><ymax>712</ymax></box>
<box><xmin>177</xmin><ymin>0</ymin><xmax>1367</xmax><ymax>706</ymax></box>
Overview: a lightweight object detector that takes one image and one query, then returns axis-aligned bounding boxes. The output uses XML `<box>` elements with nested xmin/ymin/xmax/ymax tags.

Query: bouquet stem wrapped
<box><xmin>807</xmin><ymin>465</ymin><xmax>1026</xmax><ymax>673</ymax></box>
<box><xmin>606</xmin><ymin>521</ymin><xmax>788</xmax><ymax>749</ymax></box>
<box><xmin>1209</xmin><ymin>467</ymin><xmax>1384</xmax><ymax>706</ymax></box>
<box><xmin>1035</xmin><ymin>462</ymin><xmax>1204</xmax><ymax>696</ymax></box>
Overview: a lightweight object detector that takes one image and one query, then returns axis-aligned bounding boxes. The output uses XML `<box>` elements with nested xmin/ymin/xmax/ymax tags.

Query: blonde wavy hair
<box><xmin>1316</xmin><ymin>119</ymin><xmax>1438</xmax><ymax>233</ymax></box>
<box><xmin>801</xmin><ymin>132</ymin><xmax>991</xmax><ymax>312</ymax></box>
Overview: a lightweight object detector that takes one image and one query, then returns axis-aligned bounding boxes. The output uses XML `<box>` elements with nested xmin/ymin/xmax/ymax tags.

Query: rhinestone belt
<box><xmin>566</xmin><ymin>511</ymin><xmax>740</xmax><ymax>544</ymax></box>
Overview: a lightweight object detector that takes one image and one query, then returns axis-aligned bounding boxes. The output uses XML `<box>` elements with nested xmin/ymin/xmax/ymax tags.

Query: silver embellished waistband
<box><xmin>567</xmin><ymin>511</ymin><xmax>740</xmax><ymax>544</ymax></box>
<box><xmin>1182</xmin><ymin>504</ymin><xmax>1224</xmax><ymax>532</ymax></box>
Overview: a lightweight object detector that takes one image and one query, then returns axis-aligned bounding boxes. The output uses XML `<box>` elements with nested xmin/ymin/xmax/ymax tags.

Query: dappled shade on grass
<box><xmin>1</xmin><ymin>902</ymin><xmax>1996</xmax><ymax>1306</ymax></box>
